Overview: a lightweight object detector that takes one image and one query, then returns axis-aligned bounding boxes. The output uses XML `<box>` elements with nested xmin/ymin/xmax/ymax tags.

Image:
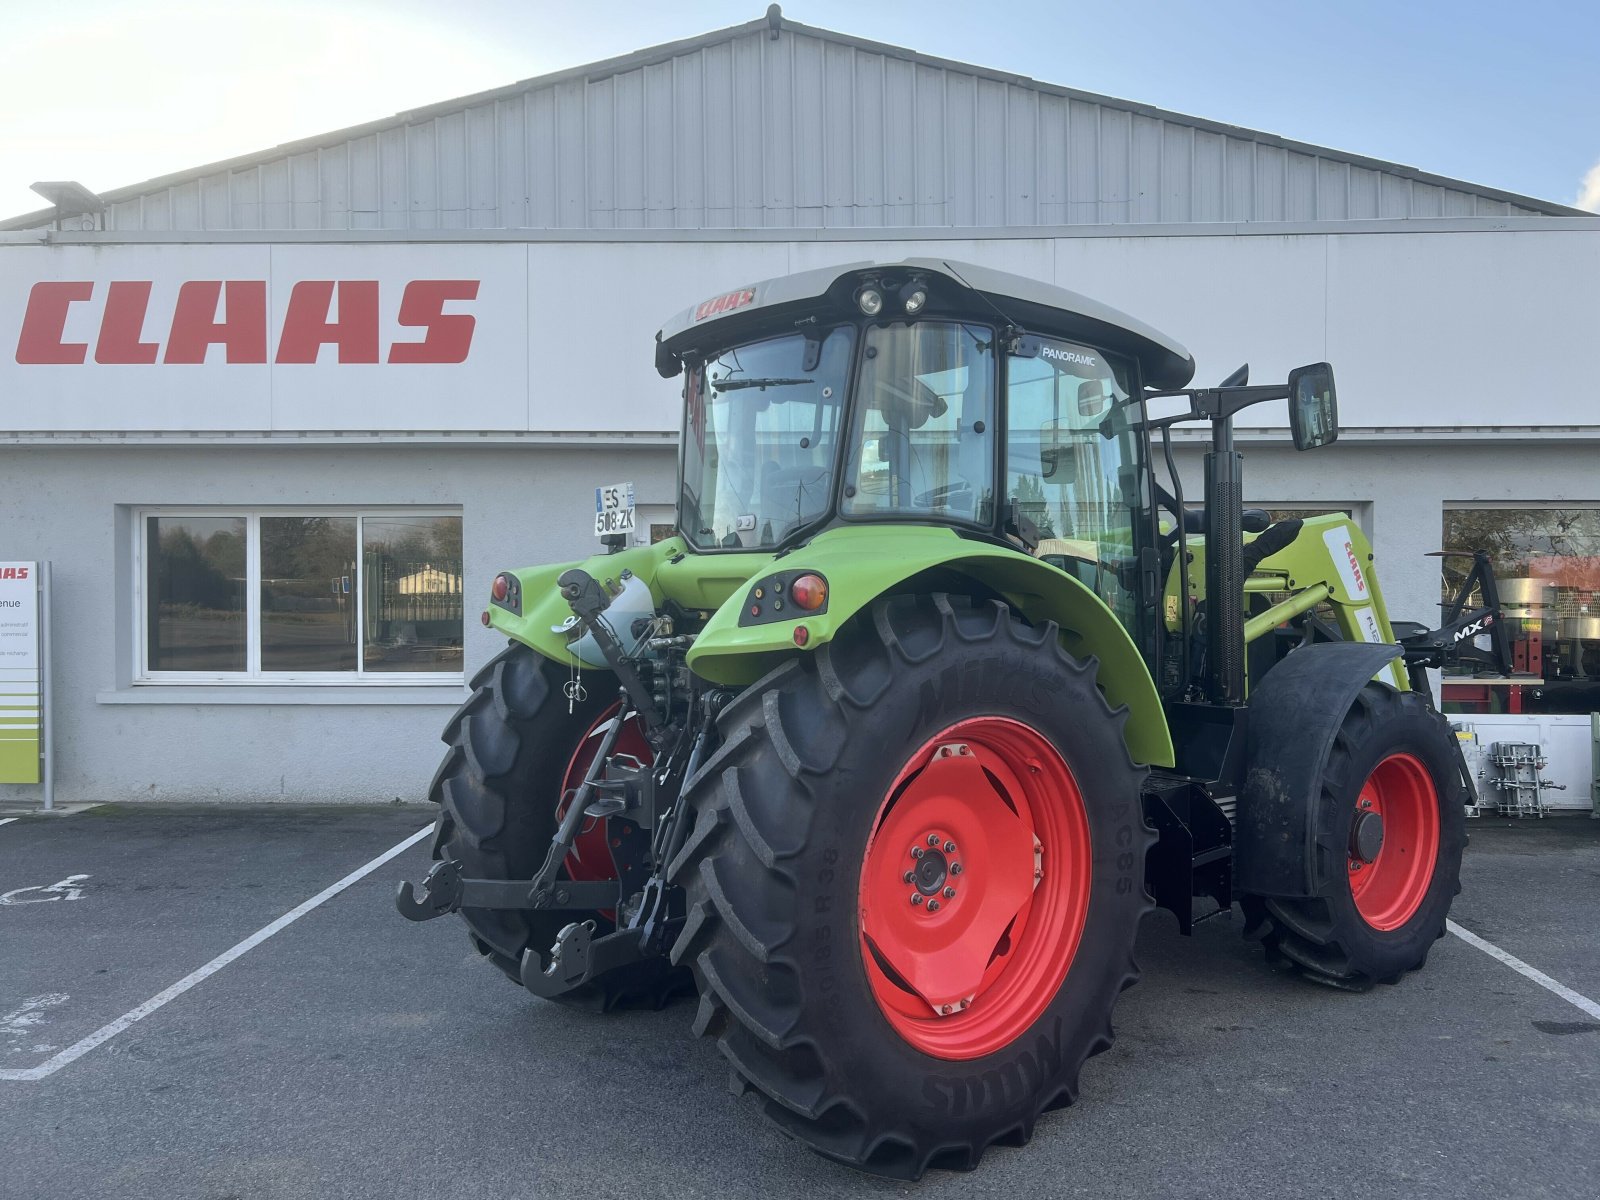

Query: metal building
<box><xmin>2</xmin><ymin>10</ymin><xmax>1596</xmax><ymax>807</ymax></box>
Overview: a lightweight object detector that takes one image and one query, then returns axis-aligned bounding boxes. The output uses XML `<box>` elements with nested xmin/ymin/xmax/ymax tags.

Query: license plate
<box><xmin>594</xmin><ymin>482</ymin><xmax>636</xmax><ymax>537</ymax></box>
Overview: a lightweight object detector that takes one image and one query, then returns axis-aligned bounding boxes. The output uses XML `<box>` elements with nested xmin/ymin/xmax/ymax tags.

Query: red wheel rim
<box><xmin>857</xmin><ymin>717</ymin><xmax>1092</xmax><ymax>1060</ymax></box>
<box><xmin>1348</xmin><ymin>752</ymin><xmax>1439</xmax><ymax>931</ymax></box>
<box><xmin>559</xmin><ymin>703</ymin><xmax>652</xmax><ymax>888</ymax></box>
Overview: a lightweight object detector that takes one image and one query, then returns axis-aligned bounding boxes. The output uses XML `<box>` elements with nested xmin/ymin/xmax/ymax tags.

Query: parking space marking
<box><xmin>0</xmin><ymin>818</ymin><xmax>17</xmax><ymax>828</ymax></box>
<box><xmin>0</xmin><ymin>823</ymin><xmax>432</xmax><ymax>1083</ymax></box>
<box><xmin>1448</xmin><ymin>919</ymin><xmax>1600</xmax><ymax>1021</ymax></box>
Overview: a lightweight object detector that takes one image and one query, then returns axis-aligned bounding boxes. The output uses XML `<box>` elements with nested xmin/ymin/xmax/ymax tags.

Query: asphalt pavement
<box><xmin>1</xmin><ymin>803</ymin><xmax>1596</xmax><ymax>1200</ymax></box>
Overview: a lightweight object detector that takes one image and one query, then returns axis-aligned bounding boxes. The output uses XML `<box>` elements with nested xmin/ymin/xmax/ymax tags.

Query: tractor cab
<box><xmin>655</xmin><ymin>259</ymin><xmax>1198</xmax><ymax>636</ymax></box>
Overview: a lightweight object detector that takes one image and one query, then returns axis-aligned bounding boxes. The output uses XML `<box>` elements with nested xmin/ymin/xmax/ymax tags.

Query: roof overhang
<box><xmin>656</xmin><ymin>257</ymin><xmax>1196</xmax><ymax>389</ymax></box>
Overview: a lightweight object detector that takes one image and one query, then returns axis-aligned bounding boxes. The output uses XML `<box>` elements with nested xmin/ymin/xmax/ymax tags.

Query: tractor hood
<box><xmin>655</xmin><ymin>257</ymin><xmax>1196</xmax><ymax>390</ymax></box>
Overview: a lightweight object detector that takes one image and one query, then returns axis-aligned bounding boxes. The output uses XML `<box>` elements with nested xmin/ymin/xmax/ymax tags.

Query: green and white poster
<box><xmin>0</xmin><ymin>562</ymin><xmax>41</xmax><ymax>784</ymax></box>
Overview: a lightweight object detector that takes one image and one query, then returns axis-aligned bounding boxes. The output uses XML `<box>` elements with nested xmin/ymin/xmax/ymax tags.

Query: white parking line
<box><xmin>0</xmin><ymin>818</ymin><xmax>18</xmax><ymax>829</ymax></box>
<box><xmin>1448</xmin><ymin>919</ymin><xmax>1600</xmax><ymax>1021</ymax></box>
<box><xmin>0</xmin><ymin>823</ymin><xmax>432</xmax><ymax>1082</ymax></box>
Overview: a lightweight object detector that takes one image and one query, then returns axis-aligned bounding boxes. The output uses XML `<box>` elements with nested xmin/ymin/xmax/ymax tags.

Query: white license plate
<box><xmin>594</xmin><ymin>482</ymin><xmax>636</xmax><ymax>536</ymax></box>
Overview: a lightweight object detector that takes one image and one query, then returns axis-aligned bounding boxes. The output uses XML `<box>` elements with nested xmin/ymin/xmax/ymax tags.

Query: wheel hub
<box><xmin>910</xmin><ymin>841</ymin><xmax>953</xmax><ymax>898</ymax></box>
<box><xmin>858</xmin><ymin>719</ymin><xmax>1092</xmax><ymax>1060</ymax></box>
<box><xmin>1347</xmin><ymin>752</ymin><xmax>1441</xmax><ymax>931</ymax></box>
<box><xmin>1349</xmin><ymin>809</ymin><xmax>1385</xmax><ymax>864</ymax></box>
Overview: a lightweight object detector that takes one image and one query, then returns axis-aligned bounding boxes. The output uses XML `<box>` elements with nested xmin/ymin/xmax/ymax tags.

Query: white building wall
<box><xmin>2</xmin><ymin>221</ymin><xmax>1596</xmax><ymax>806</ymax></box>
<box><xmin>0</xmin><ymin>443</ymin><xmax>676</xmax><ymax>805</ymax></box>
<box><xmin>4</xmin><ymin>223</ymin><xmax>1596</xmax><ymax>436</ymax></box>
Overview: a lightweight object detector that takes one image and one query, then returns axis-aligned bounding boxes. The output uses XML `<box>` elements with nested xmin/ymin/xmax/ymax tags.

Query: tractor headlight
<box><xmin>855</xmin><ymin>284</ymin><xmax>884</xmax><ymax>316</ymax></box>
<box><xmin>899</xmin><ymin>280</ymin><xmax>929</xmax><ymax>315</ymax></box>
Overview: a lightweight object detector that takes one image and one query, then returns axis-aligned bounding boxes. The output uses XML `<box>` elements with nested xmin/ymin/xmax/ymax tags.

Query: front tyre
<box><xmin>1242</xmin><ymin>683</ymin><xmax>1467</xmax><ymax>989</ymax></box>
<box><xmin>667</xmin><ymin>594</ymin><xmax>1152</xmax><ymax>1178</ymax></box>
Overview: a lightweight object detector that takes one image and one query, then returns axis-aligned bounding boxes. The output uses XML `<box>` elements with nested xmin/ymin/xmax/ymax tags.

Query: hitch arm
<box><xmin>395</xmin><ymin>860</ymin><xmax>623</xmax><ymax>922</ymax></box>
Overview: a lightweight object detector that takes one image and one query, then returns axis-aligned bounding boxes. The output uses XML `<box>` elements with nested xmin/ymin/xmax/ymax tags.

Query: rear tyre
<box><xmin>1241</xmin><ymin>683</ymin><xmax>1466</xmax><ymax>989</ymax></box>
<box><xmin>427</xmin><ymin>643</ymin><xmax>692</xmax><ymax>1012</ymax></box>
<box><xmin>667</xmin><ymin>594</ymin><xmax>1152</xmax><ymax>1178</ymax></box>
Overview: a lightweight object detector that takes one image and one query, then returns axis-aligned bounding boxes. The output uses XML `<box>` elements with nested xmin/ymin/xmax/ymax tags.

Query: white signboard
<box><xmin>0</xmin><ymin>562</ymin><xmax>41</xmax><ymax>785</ymax></box>
<box><xmin>594</xmin><ymin>482</ymin><xmax>636</xmax><ymax>537</ymax></box>
<box><xmin>0</xmin><ymin>243</ymin><xmax>534</xmax><ymax>433</ymax></box>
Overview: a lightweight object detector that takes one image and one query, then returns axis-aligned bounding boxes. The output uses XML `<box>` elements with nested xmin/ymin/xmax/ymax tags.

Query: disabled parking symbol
<box><xmin>0</xmin><ymin>874</ymin><xmax>91</xmax><ymax>905</ymax></box>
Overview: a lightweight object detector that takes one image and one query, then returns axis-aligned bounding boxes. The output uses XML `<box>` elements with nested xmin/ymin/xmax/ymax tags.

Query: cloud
<box><xmin>1579</xmin><ymin>159</ymin><xmax>1600</xmax><ymax>213</ymax></box>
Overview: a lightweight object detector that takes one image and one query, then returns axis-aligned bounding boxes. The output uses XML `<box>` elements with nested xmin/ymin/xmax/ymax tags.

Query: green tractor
<box><xmin>398</xmin><ymin>260</ymin><xmax>1472</xmax><ymax>1177</ymax></box>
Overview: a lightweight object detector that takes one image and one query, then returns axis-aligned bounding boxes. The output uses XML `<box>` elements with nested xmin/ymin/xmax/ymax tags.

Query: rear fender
<box><xmin>686</xmin><ymin>524</ymin><xmax>1174</xmax><ymax>768</ymax></box>
<box><xmin>483</xmin><ymin>538</ymin><xmax>695</xmax><ymax>668</ymax></box>
<box><xmin>1236</xmin><ymin>640</ymin><xmax>1403</xmax><ymax>897</ymax></box>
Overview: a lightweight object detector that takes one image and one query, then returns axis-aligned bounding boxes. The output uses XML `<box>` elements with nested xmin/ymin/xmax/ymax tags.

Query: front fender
<box><xmin>1236</xmin><ymin>640</ymin><xmax>1405</xmax><ymax>897</ymax></box>
<box><xmin>686</xmin><ymin>524</ymin><xmax>1174</xmax><ymax>768</ymax></box>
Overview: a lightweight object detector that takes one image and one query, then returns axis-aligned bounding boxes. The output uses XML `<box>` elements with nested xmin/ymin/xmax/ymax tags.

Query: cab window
<box><xmin>1005</xmin><ymin>336</ymin><xmax>1141</xmax><ymax>628</ymax></box>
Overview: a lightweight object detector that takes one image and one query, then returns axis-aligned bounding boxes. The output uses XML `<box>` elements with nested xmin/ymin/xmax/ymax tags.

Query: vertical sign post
<box><xmin>0</xmin><ymin>561</ymin><xmax>49</xmax><ymax>808</ymax></box>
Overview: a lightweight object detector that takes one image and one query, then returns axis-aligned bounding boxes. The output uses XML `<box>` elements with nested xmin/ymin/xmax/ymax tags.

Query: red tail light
<box><xmin>491</xmin><ymin>574</ymin><xmax>511</xmax><ymax>602</ymax></box>
<box><xmin>790</xmin><ymin>573</ymin><xmax>827</xmax><ymax>611</ymax></box>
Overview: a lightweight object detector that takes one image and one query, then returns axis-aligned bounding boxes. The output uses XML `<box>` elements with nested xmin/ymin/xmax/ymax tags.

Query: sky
<box><xmin>2</xmin><ymin>0</ymin><xmax>1597</xmax><ymax>221</ymax></box>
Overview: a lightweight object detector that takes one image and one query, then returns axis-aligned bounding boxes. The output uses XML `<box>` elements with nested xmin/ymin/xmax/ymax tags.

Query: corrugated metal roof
<box><xmin>3</xmin><ymin>11</ymin><xmax>1580</xmax><ymax>232</ymax></box>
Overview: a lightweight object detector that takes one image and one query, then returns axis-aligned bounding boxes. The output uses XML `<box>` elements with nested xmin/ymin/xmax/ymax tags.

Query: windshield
<box><xmin>679</xmin><ymin>326</ymin><xmax>854</xmax><ymax>550</ymax></box>
<box><xmin>842</xmin><ymin>322</ymin><xmax>996</xmax><ymax>525</ymax></box>
<box><xmin>1005</xmin><ymin>335</ymin><xmax>1142</xmax><ymax>627</ymax></box>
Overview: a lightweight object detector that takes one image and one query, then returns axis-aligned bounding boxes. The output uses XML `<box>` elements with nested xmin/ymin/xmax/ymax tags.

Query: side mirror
<box><xmin>1288</xmin><ymin>362</ymin><xmax>1338</xmax><ymax>451</ymax></box>
<box><xmin>654</xmin><ymin>335</ymin><xmax>681</xmax><ymax>379</ymax></box>
<box><xmin>1038</xmin><ymin>418</ymin><xmax>1080</xmax><ymax>482</ymax></box>
<box><xmin>1077</xmin><ymin>377</ymin><xmax>1111</xmax><ymax>418</ymax></box>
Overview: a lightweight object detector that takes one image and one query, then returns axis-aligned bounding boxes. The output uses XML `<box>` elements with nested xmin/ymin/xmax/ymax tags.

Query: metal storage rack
<box><xmin>1487</xmin><ymin>742</ymin><xmax>1565</xmax><ymax>817</ymax></box>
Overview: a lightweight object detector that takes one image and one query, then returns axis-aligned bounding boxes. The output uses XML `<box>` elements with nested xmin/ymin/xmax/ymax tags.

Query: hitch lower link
<box><xmin>395</xmin><ymin>862</ymin><xmax>622</xmax><ymax>923</ymax></box>
<box><xmin>394</xmin><ymin>862</ymin><xmax>645</xmax><ymax>998</ymax></box>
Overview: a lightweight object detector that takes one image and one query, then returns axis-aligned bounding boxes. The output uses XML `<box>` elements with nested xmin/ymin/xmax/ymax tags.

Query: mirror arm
<box><xmin>1193</xmin><ymin>383</ymin><xmax>1290</xmax><ymax>420</ymax></box>
<box><xmin>1140</xmin><ymin>381</ymin><xmax>1288</xmax><ymax>427</ymax></box>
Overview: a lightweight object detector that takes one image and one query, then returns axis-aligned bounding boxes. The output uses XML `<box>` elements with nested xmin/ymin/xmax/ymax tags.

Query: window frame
<box><xmin>134</xmin><ymin>506</ymin><xmax>465</xmax><ymax>685</ymax></box>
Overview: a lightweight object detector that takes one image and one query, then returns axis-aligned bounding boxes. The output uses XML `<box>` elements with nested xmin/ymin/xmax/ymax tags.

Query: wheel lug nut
<box><xmin>911</xmin><ymin>846</ymin><xmax>924</xmax><ymax>859</ymax></box>
<box><xmin>943</xmin><ymin>886</ymin><xmax>956</xmax><ymax>899</ymax></box>
<box><xmin>903</xmin><ymin>870</ymin><xmax>915</xmax><ymax>883</ymax></box>
<box><xmin>927</xmin><ymin>900</ymin><xmax>940</xmax><ymax>913</ymax></box>
<box><xmin>910</xmin><ymin>893</ymin><xmax>923</xmax><ymax>905</ymax></box>
<box><xmin>951</xmin><ymin>862</ymin><xmax>963</xmax><ymax>875</ymax></box>
<box><xmin>944</xmin><ymin>840</ymin><xmax>956</xmax><ymax>854</ymax></box>
<box><xmin>928</xmin><ymin>834</ymin><xmax>941</xmax><ymax>847</ymax></box>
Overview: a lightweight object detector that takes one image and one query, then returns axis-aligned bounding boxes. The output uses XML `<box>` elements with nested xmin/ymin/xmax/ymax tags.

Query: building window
<box><xmin>139</xmin><ymin>510</ymin><xmax>464</xmax><ymax>682</ymax></box>
<box><xmin>1440</xmin><ymin>506</ymin><xmax>1600</xmax><ymax>716</ymax></box>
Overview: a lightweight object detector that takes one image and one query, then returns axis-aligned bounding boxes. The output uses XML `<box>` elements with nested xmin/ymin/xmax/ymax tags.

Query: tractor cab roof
<box><xmin>656</xmin><ymin>258</ymin><xmax>1196</xmax><ymax>389</ymax></box>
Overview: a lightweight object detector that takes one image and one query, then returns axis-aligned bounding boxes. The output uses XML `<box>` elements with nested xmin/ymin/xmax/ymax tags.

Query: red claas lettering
<box><xmin>14</xmin><ymin>279</ymin><xmax>481</xmax><ymax>365</ymax></box>
<box><xmin>388</xmin><ymin>280</ymin><xmax>478</xmax><ymax>364</ymax></box>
